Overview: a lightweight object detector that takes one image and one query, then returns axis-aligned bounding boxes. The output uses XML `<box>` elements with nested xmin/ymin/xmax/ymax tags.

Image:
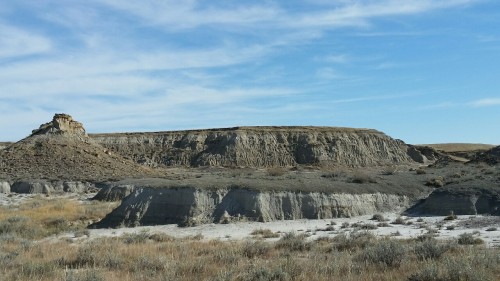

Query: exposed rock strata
<box><xmin>92</xmin><ymin>187</ymin><xmax>412</xmax><ymax>228</ymax></box>
<box><xmin>92</xmin><ymin>184</ymin><xmax>135</xmax><ymax>201</ymax></box>
<box><xmin>10</xmin><ymin>180</ymin><xmax>99</xmax><ymax>194</ymax></box>
<box><xmin>32</xmin><ymin>113</ymin><xmax>86</xmax><ymax>137</ymax></box>
<box><xmin>91</xmin><ymin>127</ymin><xmax>424</xmax><ymax>168</ymax></box>
<box><xmin>411</xmin><ymin>187</ymin><xmax>500</xmax><ymax>216</ymax></box>
<box><xmin>0</xmin><ymin>181</ymin><xmax>10</xmax><ymax>193</ymax></box>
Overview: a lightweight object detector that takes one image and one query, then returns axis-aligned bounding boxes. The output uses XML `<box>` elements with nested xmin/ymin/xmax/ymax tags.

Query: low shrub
<box><xmin>414</xmin><ymin>239</ymin><xmax>449</xmax><ymax>260</ymax></box>
<box><xmin>251</xmin><ymin>228</ymin><xmax>280</xmax><ymax>238</ymax></box>
<box><xmin>332</xmin><ymin>231</ymin><xmax>375</xmax><ymax>252</ymax></box>
<box><xmin>371</xmin><ymin>213</ymin><xmax>386</xmax><ymax>222</ymax></box>
<box><xmin>65</xmin><ymin>269</ymin><xmax>105</xmax><ymax>281</ymax></box>
<box><xmin>350</xmin><ymin>172</ymin><xmax>377</xmax><ymax>184</ymax></box>
<box><xmin>426</xmin><ymin>177</ymin><xmax>445</xmax><ymax>187</ymax></box>
<box><xmin>416</xmin><ymin>168</ymin><xmax>427</xmax><ymax>175</ymax></box>
<box><xmin>267</xmin><ymin>167</ymin><xmax>287</xmax><ymax>177</ymax></box>
<box><xmin>357</xmin><ymin>239</ymin><xmax>406</xmax><ymax>268</ymax></box>
<box><xmin>242</xmin><ymin>240</ymin><xmax>272</xmax><ymax>258</ymax></box>
<box><xmin>457</xmin><ymin>233</ymin><xmax>484</xmax><ymax>245</ymax></box>
<box><xmin>275</xmin><ymin>232</ymin><xmax>311</xmax><ymax>252</ymax></box>
<box><xmin>381</xmin><ymin>165</ymin><xmax>398</xmax><ymax>175</ymax></box>
<box><xmin>444</xmin><ymin>211</ymin><xmax>457</xmax><ymax>221</ymax></box>
<box><xmin>392</xmin><ymin>216</ymin><xmax>406</xmax><ymax>225</ymax></box>
<box><xmin>121</xmin><ymin>230</ymin><xmax>151</xmax><ymax>244</ymax></box>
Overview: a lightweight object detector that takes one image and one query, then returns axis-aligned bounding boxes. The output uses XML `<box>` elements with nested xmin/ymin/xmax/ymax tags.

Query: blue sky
<box><xmin>1</xmin><ymin>0</ymin><xmax>499</xmax><ymax>144</ymax></box>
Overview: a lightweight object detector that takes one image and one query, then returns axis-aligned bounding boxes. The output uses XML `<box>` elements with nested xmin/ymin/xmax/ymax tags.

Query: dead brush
<box><xmin>267</xmin><ymin>167</ymin><xmax>287</xmax><ymax>176</ymax></box>
<box><xmin>251</xmin><ymin>228</ymin><xmax>280</xmax><ymax>238</ymax></box>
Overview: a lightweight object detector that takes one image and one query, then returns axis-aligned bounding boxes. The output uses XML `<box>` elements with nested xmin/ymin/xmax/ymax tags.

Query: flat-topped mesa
<box><xmin>31</xmin><ymin>113</ymin><xmax>86</xmax><ymax>137</ymax></box>
<box><xmin>91</xmin><ymin>126</ymin><xmax>429</xmax><ymax>168</ymax></box>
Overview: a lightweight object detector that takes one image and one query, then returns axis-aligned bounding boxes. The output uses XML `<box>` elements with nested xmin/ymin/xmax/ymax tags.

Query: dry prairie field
<box><xmin>0</xmin><ymin>195</ymin><xmax>499</xmax><ymax>281</ymax></box>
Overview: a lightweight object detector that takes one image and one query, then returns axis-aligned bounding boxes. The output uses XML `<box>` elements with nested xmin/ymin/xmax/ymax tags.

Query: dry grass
<box><xmin>0</xmin><ymin>196</ymin><xmax>118</xmax><ymax>239</ymax></box>
<box><xmin>0</xmin><ymin>232</ymin><xmax>498</xmax><ymax>281</ymax></box>
<box><xmin>0</xmin><ymin>196</ymin><xmax>499</xmax><ymax>281</ymax></box>
<box><xmin>266</xmin><ymin>167</ymin><xmax>287</xmax><ymax>177</ymax></box>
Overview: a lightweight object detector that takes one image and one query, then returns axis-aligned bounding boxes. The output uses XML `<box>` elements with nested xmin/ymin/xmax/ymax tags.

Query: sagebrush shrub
<box><xmin>357</xmin><ymin>239</ymin><xmax>406</xmax><ymax>268</ymax></box>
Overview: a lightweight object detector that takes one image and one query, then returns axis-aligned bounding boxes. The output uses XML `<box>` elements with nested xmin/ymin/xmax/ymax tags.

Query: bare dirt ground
<box><xmin>80</xmin><ymin>214</ymin><xmax>500</xmax><ymax>247</ymax></box>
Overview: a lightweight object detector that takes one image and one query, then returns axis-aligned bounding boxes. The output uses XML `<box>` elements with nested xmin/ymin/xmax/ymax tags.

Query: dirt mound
<box><xmin>91</xmin><ymin>126</ymin><xmax>426</xmax><ymax>168</ymax></box>
<box><xmin>0</xmin><ymin>114</ymin><xmax>161</xmax><ymax>181</ymax></box>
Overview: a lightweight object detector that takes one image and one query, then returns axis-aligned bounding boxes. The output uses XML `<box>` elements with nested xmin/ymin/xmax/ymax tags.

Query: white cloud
<box><xmin>470</xmin><ymin>98</ymin><xmax>500</xmax><ymax>107</ymax></box>
<box><xmin>316</xmin><ymin>67</ymin><xmax>341</xmax><ymax>80</ymax></box>
<box><xmin>0</xmin><ymin>24</ymin><xmax>52</xmax><ymax>59</ymax></box>
<box><xmin>94</xmin><ymin>0</ymin><xmax>282</xmax><ymax>30</ymax></box>
<box><xmin>290</xmin><ymin>0</ymin><xmax>477</xmax><ymax>28</ymax></box>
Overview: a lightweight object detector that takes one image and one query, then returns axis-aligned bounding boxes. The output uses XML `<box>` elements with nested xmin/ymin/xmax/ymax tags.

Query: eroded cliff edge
<box><xmin>92</xmin><ymin>187</ymin><xmax>413</xmax><ymax>228</ymax></box>
<box><xmin>91</xmin><ymin>126</ymin><xmax>429</xmax><ymax>168</ymax></box>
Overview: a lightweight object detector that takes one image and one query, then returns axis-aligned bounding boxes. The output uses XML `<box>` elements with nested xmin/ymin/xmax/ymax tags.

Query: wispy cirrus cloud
<box><xmin>0</xmin><ymin>0</ymin><xmax>489</xmax><ymax>142</ymax></box>
<box><xmin>0</xmin><ymin>24</ymin><xmax>52</xmax><ymax>59</ymax></box>
<box><xmin>470</xmin><ymin>98</ymin><xmax>500</xmax><ymax>107</ymax></box>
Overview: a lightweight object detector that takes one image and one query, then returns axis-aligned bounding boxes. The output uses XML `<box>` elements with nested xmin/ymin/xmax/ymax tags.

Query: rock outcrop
<box><xmin>92</xmin><ymin>187</ymin><xmax>412</xmax><ymax>228</ymax></box>
<box><xmin>470</xmin><ymin>146</ymin><xmax>500</xmax><ymax>165</ymax></box>
<box><xmin>92</xmin><ymin>184</ymin><xmax>136</xmax><ymax>201</ymax></box>
<box><xmin>10</xmin><ymin>180</ymin><xmax>99</xmax><ymax>194</ymax></box>
<box><xmin>0</xmin><ymin>181</ymin><xmax>10</xmax><ymax>193</ymax></box>
<box><xmin>410</xmin><ymin>186</ymin><xmax>500</xmax><ymax>216</ymax></box>
<box><xmin>91</xmin><ymin>126</ymin><xmax>425</xmax><ymax>168</ymax></box>
<box><xmin>31</xmin><ymin>113</ymin><xmax>86</xmax><ymax>137</ymax></box>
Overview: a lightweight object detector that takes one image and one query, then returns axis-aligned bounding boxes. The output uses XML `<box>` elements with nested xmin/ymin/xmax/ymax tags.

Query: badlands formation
<box><xmin>0</xmin><ymin>114</ymin><xmax>498</xmax><ymax>228</ymax></box>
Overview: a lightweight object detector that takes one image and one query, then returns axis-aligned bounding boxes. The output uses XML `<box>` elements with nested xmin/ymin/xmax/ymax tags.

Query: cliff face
<box><xmin>92</xmin><ymin>187</ymin><xmax>412</xmax><ymax>228</ymax></box>
<box><xmin>91</xmin><ymin>126</ymin><xmax>423</xmax><ymax>168</ymax></box>
<box><xmin>414</xmin><ymin>187</ymin><xmax>500</xmax><ymax>216</ymax></box>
